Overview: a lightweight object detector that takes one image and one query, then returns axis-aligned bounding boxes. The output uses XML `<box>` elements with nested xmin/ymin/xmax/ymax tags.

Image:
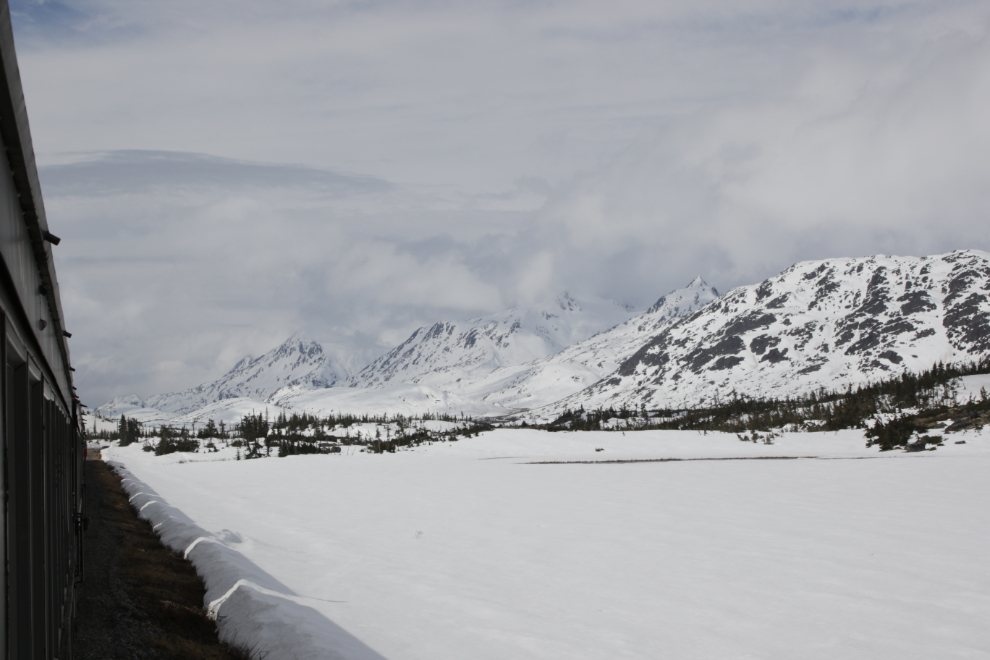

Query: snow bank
<box><xmin>107</xmin><ymin>461</ymin><xmax>387</xmax><ymax>659</ymax></box>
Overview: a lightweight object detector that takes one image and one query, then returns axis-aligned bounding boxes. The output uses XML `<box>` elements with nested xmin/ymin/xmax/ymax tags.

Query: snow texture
<box><xmin>105</xmin><ymin>426</ymin><xmax>990</xmax><ymax>659</ymax></box>
<box><xmin>108</xmin><ymin>462</ymin><xmax>389</xmax><ymax>660</ymax></box>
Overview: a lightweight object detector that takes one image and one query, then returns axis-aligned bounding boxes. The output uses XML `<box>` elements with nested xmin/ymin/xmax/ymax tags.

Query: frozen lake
<box><xmin>105</xmin><ymin>428</ymin><xmax>990</xmax><ymax>659</ymax></box>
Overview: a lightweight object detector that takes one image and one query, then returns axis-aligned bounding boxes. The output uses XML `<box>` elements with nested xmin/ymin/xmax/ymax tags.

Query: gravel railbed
<box><xmin>72</xmin><ymin>458</ymin><xmax>245</xmax><ymax>660</ymax></box>
<box><xmin>73</xmin><ymin>459</ymin><xmax>165</xmax><ymax>659</ymax></box>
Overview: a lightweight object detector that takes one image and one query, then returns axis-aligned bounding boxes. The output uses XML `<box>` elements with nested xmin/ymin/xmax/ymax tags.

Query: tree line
<box><xmin>91</xmin><ymin>408</ymin><xmax>487</xmax><ymax>458</ymax></box>
<box><xmin>543</xmin><ymin>357</ymin><xmax>990</xmax><ymax>450</ymax></box>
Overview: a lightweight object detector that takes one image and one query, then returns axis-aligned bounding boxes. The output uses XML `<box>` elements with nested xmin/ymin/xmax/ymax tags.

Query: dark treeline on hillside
<box><xmin>89</xmin><ymin>408</ymin><xmax>487</xmax><ymax>457</ymax></box>
<box><xmin>544</xmin><ymin>358</ymin><xmax>990</xmax><ymax>450</ymax></box>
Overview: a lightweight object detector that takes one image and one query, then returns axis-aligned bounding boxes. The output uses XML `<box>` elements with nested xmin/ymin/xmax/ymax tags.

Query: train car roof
<box><xmin>0</xmin><ymin>1</ymin><xmax>75</xmax><ymax>408</ymax></box>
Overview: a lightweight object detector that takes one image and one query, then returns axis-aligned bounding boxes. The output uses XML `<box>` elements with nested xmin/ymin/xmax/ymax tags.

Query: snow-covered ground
<box><xmin>269</xmin><ymin>382</ymin><xmax>505</xmax><ymax>418</ymax></box>
<box><xmin>958</xmin><ymin>373</ymin><xmax>990</xmax><ymax>402</ymax></box>
<box><xmin>104</xmin><ymin>428</ymin><xmax>990</xmax><ymax>660</ymax></box>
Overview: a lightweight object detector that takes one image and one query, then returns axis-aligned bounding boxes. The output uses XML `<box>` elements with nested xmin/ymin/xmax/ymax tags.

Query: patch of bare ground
<box><xmin>74</xmin><ymin>459</ymin><xmax>250</xmax><ymax>660</ymax></box>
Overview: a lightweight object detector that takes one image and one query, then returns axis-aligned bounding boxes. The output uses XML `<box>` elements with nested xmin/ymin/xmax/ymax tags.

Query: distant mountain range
<box><xmin>96</xmin><ymin>336</ymin><xmax>358</xmax><ymax>417</ymax></box>
<box><xmin>96</xmin><ymin>250</ymin><xmax>990</xmax><ymax>423</ymax></box>
<box><xmin>96</xmin><ymin>292</ymin><xmax>644</xmax><ymax>420</ymax></box>
<box><xmin>348</xmin><ymin>292</ymin><xmax>639</xmax><ymax>389</ymax></box>
<box><xmin>456</xmin><ymin>278</ymin><xmax>719</xmax><ymax>411</ymax></box>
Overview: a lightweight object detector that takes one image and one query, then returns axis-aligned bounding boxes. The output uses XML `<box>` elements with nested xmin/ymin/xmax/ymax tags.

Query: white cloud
<box><xmin>13</xmin><ymin>0</ymin><xmax>990</xmax><ymax>404</ymax></box>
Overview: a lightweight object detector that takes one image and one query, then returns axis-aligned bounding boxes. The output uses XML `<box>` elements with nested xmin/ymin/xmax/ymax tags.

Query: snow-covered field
<box><xmin>104</xmin><ymin>428</ymin><xmax>990</xmax><ymax>660</ymax></box>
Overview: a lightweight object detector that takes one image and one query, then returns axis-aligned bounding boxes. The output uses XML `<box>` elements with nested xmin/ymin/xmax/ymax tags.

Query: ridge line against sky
<box><xmin>7</xmin><ymin>0</ymin><xmax>990</xmax><ymax>405</ymax></box>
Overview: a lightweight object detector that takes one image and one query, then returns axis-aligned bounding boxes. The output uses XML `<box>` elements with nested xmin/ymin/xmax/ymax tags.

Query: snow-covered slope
<box><xmin>538</xmin><ymin>250</ymin><xmax>990</xmax><ymax>416</ymax></box>
<box><xmin>348</xmin><ymin>293</ymin><xmax>638</xmax><ymax>390</ymax></box>
<box><xmin>463</xmin><ymin>278</ymin><xmax>719</xmax><ymax>410</ymax></box>
<box><xmin>97</xmin><ymin>335</ymin><xmax>359</xmax><ymax>417</ymax></box>
<box><xmin>268</xmin><ymin>382</ymin><xmax>503</xmax><ymax>418</ymax></box>
<box><xmin>92</xmin><ymin>396</ymin><xmax>285</xmax><ymax>427</ymax></box>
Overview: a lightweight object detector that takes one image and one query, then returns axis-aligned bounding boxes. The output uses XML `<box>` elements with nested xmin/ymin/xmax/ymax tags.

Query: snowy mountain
<box><xmin>267</xmin><ymin>282</ymin><xmax>716</xmax><ymax>417</ymax></box>
<box><xmin>535</xmin><ymin>250</ymin><xmax>990</xmax><ymax>417</ymax></box>
<box><xmin>347</xmin><ymin>293</ymin><xmax>639</xmax><ymax>390</ymax></box>
<box><xmin>462</xmin><ymin>278</ymin><xmax>719</xmax><ymax>410</ymax></box>
<box><xmin>96</xmin><ymin>335</ymin><xmax>360</xmax><ymax>417</ymax></box>
<box><xmin>99</xmin><ymin>249</ymin><xmax>990</xmax><ymax>424</ymax></box>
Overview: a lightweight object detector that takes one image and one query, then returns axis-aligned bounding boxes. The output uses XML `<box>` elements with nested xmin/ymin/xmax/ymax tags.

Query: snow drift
<box><xmin>108</xmin><ymin>461</ymin><xmax>387</xmax><ymax>659</ymax></box>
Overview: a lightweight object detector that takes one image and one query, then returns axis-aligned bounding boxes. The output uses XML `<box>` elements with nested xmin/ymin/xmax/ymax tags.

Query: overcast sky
<box><xmin>10</xmin><ymin>0</ymin><xmax>990</xmax><ymax>406</ymax></box>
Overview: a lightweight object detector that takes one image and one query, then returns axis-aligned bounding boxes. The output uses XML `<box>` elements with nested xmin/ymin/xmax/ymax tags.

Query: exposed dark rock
<box><xmin>683</xmin><ymin>335</ymin><xmax>745</xmax><ymax>373</ymax></box>
<box><xmin>846</xmin><ymin>331</ymin><xmax>883</xmax><ymax>355</ymax></box>
<box><xmin>721</xmin><ymin>313</ymin><xmax>777</xmax><ymax>338</ymax></box>
<box><xmin>803</xmin><ymin>264</ymin><xmax>830</xmax><ymax>280</ymax></box>
<box><xmin>617</xmin><ymin>333</ymin><xmax>673</xmax><ymax>376</ymax></box>
<box><xmin>755</xmin><ymin>281</ymin><xmax>775</xmax><ymax>302</ymax></box>
<box><xmin>749</xmin><ymin>334</ymin><xmax>780</xmax><ymax>355</ymax></box>
<box><xmin>461</xmin><ymin>328</ymin><xmax>479</xmax><ymax>348</ymax></box>
<box><xmin>787</xmin><ymin>322</ymin><xmax>819</xmax><ymax>350</ymax></box>
<box><xmin>809</xmin><ymin>271</ymin><xmax>841</xmax><ymax>309</ymax></box>
<box><xmin>882</xmin><ymin>318</ymin><xmax>916</xmax><ymax>336</ymax></box>
<box><xmin>898</xmin><ymin>290</ymin><xmax>936</xmax><ymax>315</ymax></box>
<box><xmin>944</xmin><ymin>268</ymin><xmax>985</xmax><ymax>305</ymax></box>
<box><xmin>944</xmin><ymin>292</ymin><xmax>990</xmax><ymax>352</ymax></box>
<box><xmin>844</xmin><ymin>319</ymin><xmax>884</xmax><ymax>355</ymax></box>
<box><xmin>760</xmin><ymin>348</ymin><xmax>789</xmax><ymax>364</ymax></box>
<box><xmin>711</xmin><ymin>355</ymin><xmax>745</xmax><ymax>370</ymax></box>
<box><xmin>856</xmin><ymin>269</ymin><xmax>891</xmax><ymax>316</ymax></box>
<box><xmin>834</xmin><ymin>327</ymin><xmax>857</xmax><ymax>347</ymax></box>
<box><xmin>647</xmin><ymin>295</ymin><xmax>667</xmax><ymax>313</ymax></box>
<box><xmin>765</xmin><ymin>294</ymin><xmax>790</xmax><ymax>309</ymax></box>
<box><xmin>878</xmin><ymin>350</ymin><xmax>903</xmax><ymax>364</ymax></box>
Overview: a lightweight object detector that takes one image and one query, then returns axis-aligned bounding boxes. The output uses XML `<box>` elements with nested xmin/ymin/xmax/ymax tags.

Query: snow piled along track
<box><xmin>105</xmin><ymin>429</ymin><xmax>990</xmax><ymax>660</ymax></box>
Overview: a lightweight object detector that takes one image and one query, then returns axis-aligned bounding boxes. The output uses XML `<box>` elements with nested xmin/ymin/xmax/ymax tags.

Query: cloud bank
<box><xmin>10</xmin><ymin>0</ymin><xmax>990</xmax><ymax>405</ymax></box>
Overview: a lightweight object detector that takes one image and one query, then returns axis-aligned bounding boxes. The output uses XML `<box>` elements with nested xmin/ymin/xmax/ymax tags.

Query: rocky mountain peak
<box><xmin>98</xmin><ymin>334</ymin><xmax>356</xmax><ymax>417</ymax></box>
<box><xmin>349</xmin><ymin>293</ymin><xmax>639</xmax><ymax>390</ymax></box>
<box><xmin>535</xmin><ymin>249</ymin><xmax>990</xmax><ymax>417</ymax></box>
<box><xmin>647</xmin><ymin>277</ymin><xmax>720</xmax><ymax>316</ymax></box>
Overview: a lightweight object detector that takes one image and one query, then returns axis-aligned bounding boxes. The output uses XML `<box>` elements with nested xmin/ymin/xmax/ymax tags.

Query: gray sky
<box><xmin>11</xmin><ymin>0</ymin><xmax>990</xmax><ymax>406</ymax></box>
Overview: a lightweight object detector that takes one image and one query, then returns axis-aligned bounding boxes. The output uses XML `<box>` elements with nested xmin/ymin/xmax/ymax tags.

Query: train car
<box><xmin>0</xmin><ymin>2</ymin><xmax>84</xmax><ymax>659</ymax></box>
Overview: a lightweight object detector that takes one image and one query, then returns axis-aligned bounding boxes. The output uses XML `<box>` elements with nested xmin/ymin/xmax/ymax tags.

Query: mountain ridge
<box><xmin>96</xmin><ymin>334</ymin><xmax>359</xmax><ymax>417</ymax></box>
<box><xmin>96</xmin><ymin>250</ymin><xmax>990</xmax><ymax>423</ymax></box>
<box><xmin>346</xmin><ymin>292</ymin><xmax>640</xmax><ymax>390</ymax></box>
<box><xmin>529</xmin><ymin>249</ymin><xmax>990</xmax><ymax>420</ymax></box>
<box><xmin>458</xmin><ymin>277</ymin><xmax>720</xmax><ymax>410</ymax></box>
